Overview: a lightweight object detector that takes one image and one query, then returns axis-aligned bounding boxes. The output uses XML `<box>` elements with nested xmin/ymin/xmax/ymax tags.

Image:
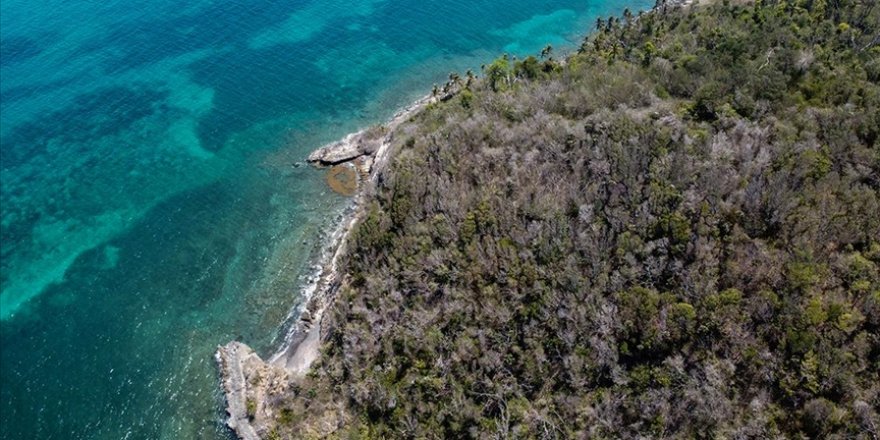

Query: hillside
<box><xmin>260</xmin><ymin>0</ymin><xmax>879</xmax><ymax>438</ymax></box>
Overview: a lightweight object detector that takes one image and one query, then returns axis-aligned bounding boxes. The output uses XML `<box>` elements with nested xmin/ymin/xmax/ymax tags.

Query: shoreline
<box><xmin>269</xmin><ymin>93</ymin><xmax>432</xmax><ymax>372</ymax></box>
<box><xmin>215</xmin><ymin>94</ymin><xmax>433</xmax><ymax>440</ymax></box>
<box><xmin>214</xmin><ymin>2</ymin><xmax>698</xmax><ymax>436</ymax></box>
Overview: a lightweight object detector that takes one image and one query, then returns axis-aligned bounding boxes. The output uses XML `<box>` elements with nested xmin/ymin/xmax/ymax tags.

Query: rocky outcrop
<box><xmin>216</xmin><ymin>343</ymin><xmax>290</xmax><ymax>440</ymax></box>
<box><xmin>306</xmin><ymin>96</ymin><xmax>433</xmax><ymax>167</ymax></box>
<box><xmin>306</xmin><ymin>126</ymin><xmax>386</xmax><ymax>165</ymax></box>
<box><xmin>216</xmin><ymin>254</ymin><xmax>342</xmax><ymax>440</ymax></box>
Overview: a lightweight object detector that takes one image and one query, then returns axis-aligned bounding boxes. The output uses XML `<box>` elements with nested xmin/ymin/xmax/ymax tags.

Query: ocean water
<box><xmin>0</xmin><ymin>0</ymin><xmax>652</xmax><ymax>438</ymax></box>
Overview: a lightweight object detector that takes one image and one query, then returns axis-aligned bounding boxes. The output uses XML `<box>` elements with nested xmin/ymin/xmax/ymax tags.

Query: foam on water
<box><xmin>1</xmin><ymin>0</ymin><xmax>653</xmax><ymax>438</ymax></box>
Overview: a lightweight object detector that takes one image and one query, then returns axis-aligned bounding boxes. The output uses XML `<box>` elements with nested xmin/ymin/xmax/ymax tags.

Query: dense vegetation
<box><xmin>269</xmin><ymin>0</ymin><xmax>879</xmax><ymax>438</ymax></box>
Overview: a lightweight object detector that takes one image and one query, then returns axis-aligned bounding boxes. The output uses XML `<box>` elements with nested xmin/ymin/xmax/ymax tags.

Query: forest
<box><xmin>265</xmin><ymin>0</ymin><xmax>880</xmax><ymax>438</ymax></box>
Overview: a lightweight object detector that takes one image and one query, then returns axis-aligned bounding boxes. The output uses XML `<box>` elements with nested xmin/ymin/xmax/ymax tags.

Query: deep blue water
<box><xmin>0</xmin><ymin>0</ymin><xmax>652</xmax><ymax>438</ymax></box>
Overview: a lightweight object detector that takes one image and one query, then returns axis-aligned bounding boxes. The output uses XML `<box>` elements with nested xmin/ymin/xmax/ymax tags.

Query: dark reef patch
<box><xmin>188</xmin><ymin>41</ymin><xmax>359</xmax><ymax>152</ymax></box>
<box><xmin>82</xmin><ymin>1</ymin><xmax>302</xmax><ymax>72</ymax></box>
<box><xmin>0</xmin><ymin>86</ymin><xmax>168</xmax><ymax>168</ymax></box>
<box><xmin>0</xmin><ymin>75</ymin><xmax>81</xmax><ymax>105</ymax></box>
<box><xmin>0</xmin><ymin>36</ymin><xmax>44</xmax><ymax>67</ymax></box>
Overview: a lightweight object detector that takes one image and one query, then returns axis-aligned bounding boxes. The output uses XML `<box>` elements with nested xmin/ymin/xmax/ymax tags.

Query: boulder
<box><xmin>307</xmin><ymin>126</ymin><xmax>387</xmax><ymax>165</ymax></box>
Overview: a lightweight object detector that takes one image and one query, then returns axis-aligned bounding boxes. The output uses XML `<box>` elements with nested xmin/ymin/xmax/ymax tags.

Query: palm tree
<box><xmin>606</xmin><ymin>16</ymin><xmax>616</xmax><ymax>32</ymax></box>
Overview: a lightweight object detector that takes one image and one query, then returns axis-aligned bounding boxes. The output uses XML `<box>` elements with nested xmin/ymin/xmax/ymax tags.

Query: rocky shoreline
<box><xmin>212</xmin><ymin>2</ymin><xmax>701</xmax><ymax>435</ymax></box>
<box><xmin>215</xmin><ymin>95</ymin><xmax>432</xmax><ymax>440</ymax></box>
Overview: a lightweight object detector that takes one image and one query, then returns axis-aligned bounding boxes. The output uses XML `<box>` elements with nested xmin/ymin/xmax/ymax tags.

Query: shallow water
<box><xmin>0</xmin><ymin>0</ymin><xmax>652</xmax><ymax>438</ymax></box>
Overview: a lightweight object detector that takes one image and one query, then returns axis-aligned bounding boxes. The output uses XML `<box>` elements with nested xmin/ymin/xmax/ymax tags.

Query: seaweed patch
<box><xmin>325</xmin><ymin>165</ymin><xmax>358</xmax><ymax>196</ymax></box>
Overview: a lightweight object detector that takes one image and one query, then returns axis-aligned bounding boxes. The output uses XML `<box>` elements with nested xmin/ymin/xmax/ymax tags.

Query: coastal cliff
<box><xmin>219</xmin><ymin>0</ymin><xmax>879</xmax><ymax>438</ymax></box>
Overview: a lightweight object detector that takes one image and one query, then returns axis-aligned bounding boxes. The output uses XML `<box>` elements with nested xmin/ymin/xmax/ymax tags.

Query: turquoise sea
<box><xmin>0</xmin><ymin>0</ymin><xmax>652</xmax><ymax>438</ymax></box>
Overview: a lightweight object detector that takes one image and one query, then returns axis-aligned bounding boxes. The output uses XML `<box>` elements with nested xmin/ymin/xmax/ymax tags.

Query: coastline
<box><xmin>213</xmin><ymin>2</ymin><xmax>700</xmax><ymax>437</ymax></box>
<box><xmin>202</xmin><ymin>1</ymin><xmax>880</xmax><ymax>438</ymax></box>
<box><xmin>215</xmin><ymin>94</ymin><xmax>433</xmax><ymax>440</ymax></box>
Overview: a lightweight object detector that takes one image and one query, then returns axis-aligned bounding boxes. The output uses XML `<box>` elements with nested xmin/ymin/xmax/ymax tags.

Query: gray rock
<box><xmin>307</xmin><ymin>133</ymin><xmax>363</xmax><ymax>164</ymax></box>
<box><xmin>216</xmin><ymin>342</ymin><xmax>289</xmax><ymax>440</ymax></box>
<box><xmin>307</xmin><ymin>127</ymin><xmax>385</xmax><ymax>165</ymax></box>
